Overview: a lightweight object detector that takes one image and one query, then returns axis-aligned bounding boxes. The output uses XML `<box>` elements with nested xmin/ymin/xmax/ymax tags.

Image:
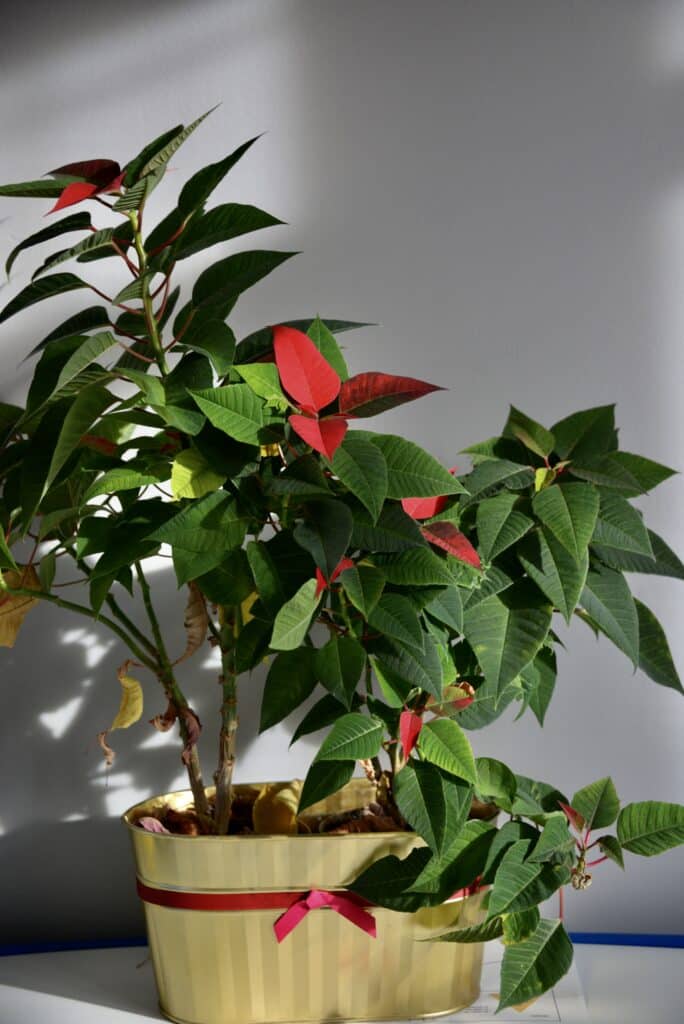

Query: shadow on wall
<box><xmin>0</xmin><ymin>563</ymin><xmax>266</xmax><ymax>944</ymax></box>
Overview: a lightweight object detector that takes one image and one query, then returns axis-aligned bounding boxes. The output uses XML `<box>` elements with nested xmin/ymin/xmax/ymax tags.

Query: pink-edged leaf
<box><xmin>138</xmin><ymin>816</ymin><xmax>170</xmax><ymax>834</ymax></box>
<box><xmin>102</xmin><ymin>171</ymin><xmax>125</xmax><ymax>193</ymax></box>
<box><xmin>273</xmin><ymin>325</ymin><xmax>341</xmax><ymax>411</ymax></box>
<box><xmin>48</xmin><ymin>181</ymin><xmax>99</xmax><ymax>214</ymax></box>
<box><xmin>289</xmin><ymin>414</ymin><xmax>348</xmax><ymax>459</ymax></box>
<box><xmin>401</xmin><ymin>494</ymin><xmax>450</xmax><ymax>520</ymax></box>
<box><xmin>50</xmin><ymin>159</ymin><xmax>121</xmax><ymax>186</ymax></box>
<box><xmin>421</xmin><ymin>521</ymin><xmax>482</xmax><ymax>569</ymax></box>
<box><xmin>400</xmin><ymin>710</ymin><xmax>423</xmax><ymax>758</ymax></box>
<box><xmin>559</xmin><ymin>802</ymin><xmax>586</xmax><ymax>833</ymax></box>
<box><xmin>315</xmin><ymin>555</ymin><xmax>355</xmax><ymax>595</ymax></box>
<box><xmin>338</xmin><ymin>371</ymin><xmax>444</xmax><ymax>418</ymax></box>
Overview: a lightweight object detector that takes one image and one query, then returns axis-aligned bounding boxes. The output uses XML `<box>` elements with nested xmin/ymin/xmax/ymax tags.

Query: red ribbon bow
<box><xmin>273</xmin><ymin>888</ymin><xmax>376</xmax><ymax>943</ymax></box>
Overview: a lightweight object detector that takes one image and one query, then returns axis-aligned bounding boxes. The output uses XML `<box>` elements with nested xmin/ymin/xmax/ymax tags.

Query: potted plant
<box><xmin>1</xmin><ymin>110</ymin><xmax>683</xmax><ymax>1024</ymax></box>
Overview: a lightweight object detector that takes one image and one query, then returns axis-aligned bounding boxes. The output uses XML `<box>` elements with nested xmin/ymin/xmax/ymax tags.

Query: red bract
<box><xmin>559</xmin><ymin>802</ymin><xmax>585</xmax><ymax>833</ymax></box>
<box><xmin>50</xmin><ymin>159</ymin><xmax>122</xmax><ymax>187</ymax></box>
<box><xmin>49</xmin><ymin>181</ymin><xmax>100</xmax><ymax>213</ymax></box>
<box><xmin>273</xmin><ymin>325</ymin><xmax>341</xmax><ymax>412</ymax></box>
<box><xmin>401</xmin><ymin>494</ymin><xmax>449</xmax><ymax>520</ymax></box>
<box><xmin>421</xmin><ymin>521</ymin><xmax>481</xmax><ymax>569</ymax></box>
<box><xmin>47</xmin><ymin>162</ymin><xmax>123</xmax><ymax>214</ymax></box>
<box><xmin>289</xmin><ymin>414</ymin><xmax>348</xmax><ymax>460</ymax></box>
<box><xmin>399</xmin><ymin>710</ymin><xmax>423</xmax><ymax>758</ymax></box>
<box><xmin>315</xmin><ymin>556</ymin><xmax>355</xmax><ymax>596</ymax></box>
<box><xmin>338</xmin><ymin>372</ymin><xmax>443</xmax><ymax>418</ymax></box>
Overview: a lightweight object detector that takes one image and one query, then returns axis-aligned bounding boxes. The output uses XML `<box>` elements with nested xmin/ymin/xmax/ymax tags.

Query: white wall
<box><xmin>1</xmin><ymin>0</ymin><xmax>683</xmax><ymax>943</ymax></box>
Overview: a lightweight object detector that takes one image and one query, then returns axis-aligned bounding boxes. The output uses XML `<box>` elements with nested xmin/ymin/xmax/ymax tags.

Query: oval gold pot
<box><xmin>124</xmin><ymin>779</ymin><xmax>486</xmax><ymax>1024</ymax></box>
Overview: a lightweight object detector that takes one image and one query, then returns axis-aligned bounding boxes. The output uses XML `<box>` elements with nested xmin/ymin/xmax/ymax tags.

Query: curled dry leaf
<box><xmin>0</xmin><ymin>565</ymin><xmax>41</xmax><ymax>648</ymax></box>
<box><xmin>97</xmin><ymin>731</ymin><xmax>115</xmax><ymax>768</ymax></box>
<box><xmin>180</xmin><ymin>707</ymin><xmax>202</xmax><ymax>766</ymax></box>
<box><xmin>138</xmin><ymin>816</ymin><xmax>171</xmax><ymax>834</ymax></box>
<box><xmin>97</xmin><ymin>661</ymin><xmax>144</xmax><ymax>766</ymax></box>
<box><xmin>252</xmin><ymin>780</ymin><xmax>303</xmax><ymax>835</ymax></box>
<box><xmin>150</xmin><ymin>700</ymin><xmax>178</xmax><ymax>732</ymax></box>
<box><xmin>174</xmin><ymin>582</ymin><xmax>208</xmax><ymax>665</ymax></box>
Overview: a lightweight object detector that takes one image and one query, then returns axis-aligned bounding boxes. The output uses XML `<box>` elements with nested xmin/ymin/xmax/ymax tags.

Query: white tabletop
<box><xmin>0</xmin><ymin>943</ymin><xmax>681</xmax><ymax>1023</ymax></box>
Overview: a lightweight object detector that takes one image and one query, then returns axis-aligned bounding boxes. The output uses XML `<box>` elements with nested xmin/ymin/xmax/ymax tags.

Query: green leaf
<box><xmin>597</xmin><ymin>835</ymin><xmax>625</xmax><ymax>869</ymax></box>
<box><xmin>235</xmin><ymin>363</ymin><xmax>289</xmax><ymax>410</ymax></box>
<box><xmin>593</xmin><ymin>530</ymin><xmax>684</xmax><ymax>580</ymax></box>
<box><xmin>635</xmin><ymin>599</ymin><xmax>683</xmax><ymax>693</ymax></box>
<box><xmin>291</xmin><ymin>694</ymin><xmax>352</xmax><ymax>745</ymax></box>
<box><xmin>349</xmin><ymin>849</ymin><xmax>435</xmax><ymax>912</ymax></box>
<box><xmin>592</xmin><ymin>493</ymin><xmax>653</xmax><ymax>556</ymax></box>
<box><xmin>527</xmin><ymin>813</ymin><xmax>575</xmax><ymax>863</ymax></box>
<box><xmin>518</xmin><ymin>529</ymin><xmax>589</xmax><ymax>624</ymax></box>
<box><xmin>139</xmin><ymin>106</ymin><xmax>217</xmax><ymax>178</ymax></box>
<box><xmin>580</xmin><ymin>565</ymin><xmax>639</xmax><ymax>667</ymax></box>
<box><xmin>314</xmin><ymin>635</ymin><xmax>366</xmax><ymax>708</ymax></box>
<box><xmin>425</xmin><ymin>586</ymin><xmax>464</xmax><ymax>633</ymax></box>
<box><xmin>461</xmin><ymin>459</ymin><xmax>534</xmax><ymax>504</ymax></box>
<box><xmin>505</xmin><ymin>406</ymin><xmax>555</xmax><ymax>458</ymax></box>
<box><xmin>190</xmin><ymin>385</ymin><xmax>265</xmax><ymax>445</ymax></box>
<box><xmin>571</xmin><ymin>451</ymin><xmax>677</xmax><ymax>496</ymax></box>
<box><xmin>339</xmin><ymin>563</ymin><xmax>385</xmax><ymax>617</ymax></box>
<box><xmin>293</xmin><ymin>499</ymin><xmax>353</xmax><ymax>579</ymax></box>
<box><xmin>178</xmin><ymin>134</ymin><xmax>263</xmax><ymax>215</ymax></box>
<box><xmin>432</xmin><ymin>917</ymin><xmax>505</xmax><ymax>943</ymax></box>
<box><xmin>617</xmin><ymin>801</ymin><xmax>684</xmax><ymax>856</ymax></box>
<box><xmin>0</xmin><ymin>530</ymin><xmax>18</xmax><ymax>570</ymax></box>
<box><xmin>417</xmin><ymin>718</ymin><xmax>476</xmax><ymax>784</ymax></box>
<box><xmin>34</xmin><ymin>227</ymin><xmax>118</xmax><ymax>277</ymax></box>
<box><xmin>373</xmin><ymin>548</ymin><xmax>453</xmax><ymax>587</ymax></box>
<box><xmin>394</xmin><ymin>760</ymin><xmax>446</xmax><ymax>853</ymax></box>
<box><xmin>502</xmin><ymin>907</ymin><xmax>542</xmax><ymax>945</ymax></box>
<box><xmin>181</xmin><ymin>320</ymin><xmax>236</xmax><ymax>377</ymax></box>
<box><xmin>0</xmin><ymin>273</ymin><xmax>87</xmax><ymax>324</ymax></box>
<box><xmin>307</xmin><ymin>317</ymin><xmax>350</xmax><ymax>380</ymax></box>
<box><xmin>488</xmin><ymin>842</ymin><xmax>570</xmax><ymax>918</ymax></box>
<box><xmin>151</xmin><ymin>492</ymin><xmax>248</xmax><ymax>584</ymax></box>
<box><xmin>368</xmin><ymin>593</ymin><xmax>424</xmax><ymax>651</ymax></box>
<box><xmin>37</xmin><ymin>331</ymin><xmax>118</xmax><ymax>410</ymax></box>
<box><xmin>372</xmin><ymin>635</ymin><xmax>444</xmax><ymax>701</ymax></box>
<box><xmin>498</xmin><ymin>918</ymin><xmax>573</xmax><ymax>1012</ymax></box>
<box><xmin>246</xmin><ymin>540</ymin><xmax>286</xmax><ymax>615</ymax></box>
<box><xmin>551</xmin><ymin>404</ymin><xmax>617</xmax><ymax>461</ymax></box>
<box><xmin>45</xmin><ymin>385</ymin><xmax>114</xmax><ymax>493</ymax></box>
<box><xmin>315</xmin><ymin>711</ymin><xmax>383</xmax><ymax>761</ymax></box>
<box><xmin>463</xmin><ymin>582</ymin><xmax>553</xmax><ymax>696</ymax></box>
<box><xmin>270</xmin><ymin>579</ymin><xmax>320</xmax><ymax>651</ymax></box>
<box><xmin>196</xmin><ymin>548</ymin><xmax>254</xmax><ymax>605</ymax></box>
<box><xmin>360</xmin><ymin>433</ymin><xmax>465</xmax><ymax>498</ymax></box>
<box><xmin>572</xmin><ymin>777</ymin><xmax>620</xmax><ymax>831</ymax></box>
<box><xmin>532</xmin><ymin>482</ymin><xmax>599</xmax><ymax>560</ymax></box>
<box><xmin>475</xmin><ymin>757</ymin><xmax>517</xmax><ymax>804</ymax></box>
<box><xmin>170</xmin><ymin>449</ymin><xmax>225</xmax><ymax>500</ymax></box>
<box><xmin>476</xmin><ymin>492</ymin><xmax>534</xmax><ymax>561</ymax></box>
<box><xmin>83</xmin><ymin>467</ymin><xmax>168</xmax><ymax>503</ymax></box>
<box><xmin>298</xmin><ymin>760</ymin><xmax>356</xmax><ymax>813</ymax></box>
<box><xmin>0</xmin><ymin>176</ymin><xmax>76</xmax><ymax>198</ymax></box>
<box><xmin>330</xmin><ymin>440</ymin><xmax>387</xmax><ymax>522</ymax></box>
<box><xmin>520</xmin><ymin>647</ymin><xmax>557</xmax><ymax>726</ymax></box>
<box><xmin>29</xmin><ymin>307</ymin><xmax>108</xmax><ymax>359</ymax></box>
<box><xmin>5</xmin><ymin>212</ymin><xmax>91</xmax><ymax>277</ymax></box>
<box><xmin>259</xmin><ymin>648</ymin><xmax>317</xmax><ymax>732</ymax></box>
<box><xmin>174</xmin><ymin>203</ymin><xmax>283</xmax><ymax>260</ymax></box>
<box><xmin>192</xmin><ymin>250</ymin><xmax>297</xmax><ymax>310</ymax></box>
<box><xmin>236</xmin><ymin>318</ymin><xmax>371</xmax><ymax>364</ymax></box>
<box><xmin>349</xmin><ymin>499</ymin><xmax>426</xmax><ymax>553</ymax></box>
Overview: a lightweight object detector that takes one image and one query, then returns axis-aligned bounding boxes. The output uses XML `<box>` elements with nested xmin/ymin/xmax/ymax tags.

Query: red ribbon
<box><xmin>136</xmin><ymin>880</ymin><xmax>375</xmax><ymax>942</ymax></box>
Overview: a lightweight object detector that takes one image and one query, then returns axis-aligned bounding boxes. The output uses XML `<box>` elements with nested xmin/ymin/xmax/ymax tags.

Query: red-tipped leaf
<box><xmin>338</xmin><ymin>371</ymin><xmax>444</xmax><ymax>418</ymax></box>
<box><xmin>273</xmin><ymin>325</ymin><xmax>341</xmax><ymax>411</ymax></box>
<box><xmin>421</xmin><ymin>521</ymin><xmax>482</xmax><ymax>569</ymax></box>
<box><xmin>48</xmin><ymin>181</ymin><xmax>99</xmax><ymax>213</ymax></box>
<box><xmin>50</xmin><ymin>159</ymin><xmax>121</xmax><ymax>186</ymax></box>
<box><xmin>315</xmin><ymin>556</ymin><xmax>355</xmax><ymax>596</ymax></box>
<box><xmin>401</xmin><ymin>494</ymin><xmax>450</xmax><ymax>520</ymax></box>
<box><xmin>289</xmin><ymin>414</ymin><xmax>348</xmax><ymax>459</ymax></box>
<box><xmin>399</xmin><ymin>710</ymin><xmax>423</xmax><ymax>758</ymax></box>
<box><xmin>559</xmin><ymin>802</ymin><xmax>586</xmax><ymax>833</ymax></box>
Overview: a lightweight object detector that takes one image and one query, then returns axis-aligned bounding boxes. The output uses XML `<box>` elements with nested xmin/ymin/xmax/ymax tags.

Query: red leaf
<box><xmin>421</xmin><ymin>521</ymin><xmax>482</xmax><ymax>569</ymax></box>
<box><xmin>338</xmin><ymin>372</ymin><xmax>444</xmax><ymax>418</ymax></box>
<box><xmin>273</xmin><ymin>325</ymin><xmax>341</xmax><ymax>411</ymax></box>
<box><xmin>559</xmin><ymin>802</ymin><xmax>586</xmax><ymax>833</ymax></box>
<box><xmin>50</xmin><ymin>159</ymin><xmax>121</xmax><ymax>185</ymax></box>
<box><xmin>315</xmin><ymin>556</ymin><xmax>355</xmax><ymax>596</ymax></box>
<box><xmin>399</xmin><ymin>710</ymin><xmax>423</xmax><ymax>758</ymax></box>
<box><xmin>102</xmin><ymin>171</ymin><xmax>125</xmax><ymax>194</ymax></box>
<box><xmin>289</xmin><ymin>414</ymin><xmax>348</xmax><ymax>459</ymax></box>
<box><xmin>48</xmin><ymin>181</ymin><xmax>99</xmax><ymax>214</ymax></box>
<box><xmin>401</xmin><ymin>494</ymin><xmax>450</xmax><ymax>520</ymax></box>
<box><xmin>80</xmin><ymin>434</ymin><xmax>118</xmax><ymax>456</ymax></box>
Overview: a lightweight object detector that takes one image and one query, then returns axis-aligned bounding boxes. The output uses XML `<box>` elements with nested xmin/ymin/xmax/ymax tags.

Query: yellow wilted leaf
<box><xmin>174</xmin><ymin>582</ymin><xmax>208</xmax><ymax>665</ymax></box>
<box><xmin>171</xmin><ymin>449</ymin><xmax>225</xmax><ymax>500</ymax></box>
<box><xmin>0</xmin><ymin>566</ymin><xmax>41</xmax><ymax>648</ymax></box>
<box><xmin>534</xmin><ymin>466</ymin><xmax>556</xmax><ymax>492</ymax></box>
<box><xmin>252</xmin><ymin>780</ymin><xmax>303</xmax><ymax>835</ymax></box>
<box><xmin>111</xmin><ymin>661</ymin><xmax>144</xmax><ymax>730</ymax></box>
<box><xmin>240</xmin><ymin>590</ymin><xmax>258</xmax><ymax>626</ymax></box>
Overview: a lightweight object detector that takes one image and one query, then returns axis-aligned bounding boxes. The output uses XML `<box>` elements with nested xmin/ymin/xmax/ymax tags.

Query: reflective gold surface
<box><xmin>124</xmin><ymin>782</ymin><xmax>486</xmax><ymax>1024</ymax></box>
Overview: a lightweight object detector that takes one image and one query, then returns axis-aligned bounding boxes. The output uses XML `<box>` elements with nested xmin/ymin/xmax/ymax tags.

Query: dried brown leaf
<box><xmin>173</xmin><ymin>582</ymin><xmax>208</xmax><ymax>665</ymax></box>
<box><xmin>149</xmin><ymin>700</ymin><xmax>177</xmax><ymax>732</ymax></box>
<box><xmin>97</xmin><ymin>730</ymin><xmax>115</xmax><ymax>767</ymax></box>
<box><xmin>180</xmin><ymin>707</ymin><xmax>202</xmax><ymax>766</ymax></box>
<box><xmin>0</xmin><ymin>566</ymin><xmax>41</xmax><ymax>648</ymax></box>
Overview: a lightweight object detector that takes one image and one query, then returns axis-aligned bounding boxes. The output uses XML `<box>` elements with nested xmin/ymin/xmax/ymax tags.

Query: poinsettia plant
<box><xmin>1</xmin><ymin>110</ymin><xmax>683</xmax><ymax>1011</ymax></box>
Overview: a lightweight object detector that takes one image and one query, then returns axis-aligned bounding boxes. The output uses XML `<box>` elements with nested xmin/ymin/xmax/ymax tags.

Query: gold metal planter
<box><xmin>124</xmin><ymin>780</ymin><xmax>486</xmax><ymax>1024</ymax></box>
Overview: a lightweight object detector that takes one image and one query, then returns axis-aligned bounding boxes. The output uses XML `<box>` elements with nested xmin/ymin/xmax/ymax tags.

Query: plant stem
<box><xmin>134</xmin><ymin>561</ymin><xmax>210</xmax><ymax>820</ymax></box>
<box><xmin>129</xmin><ymin>211</ymin><xmax>169</xmax><ymax>375</ymax></box>
<box><xmin>73</xmin><ymin>555</ymin><xmax>157</xmax><ymax>657</ymax></box>
<box><xmin>213</xmin><ymin>606</ymin><xmax>239</xmax><ymax>835</ymax></box>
